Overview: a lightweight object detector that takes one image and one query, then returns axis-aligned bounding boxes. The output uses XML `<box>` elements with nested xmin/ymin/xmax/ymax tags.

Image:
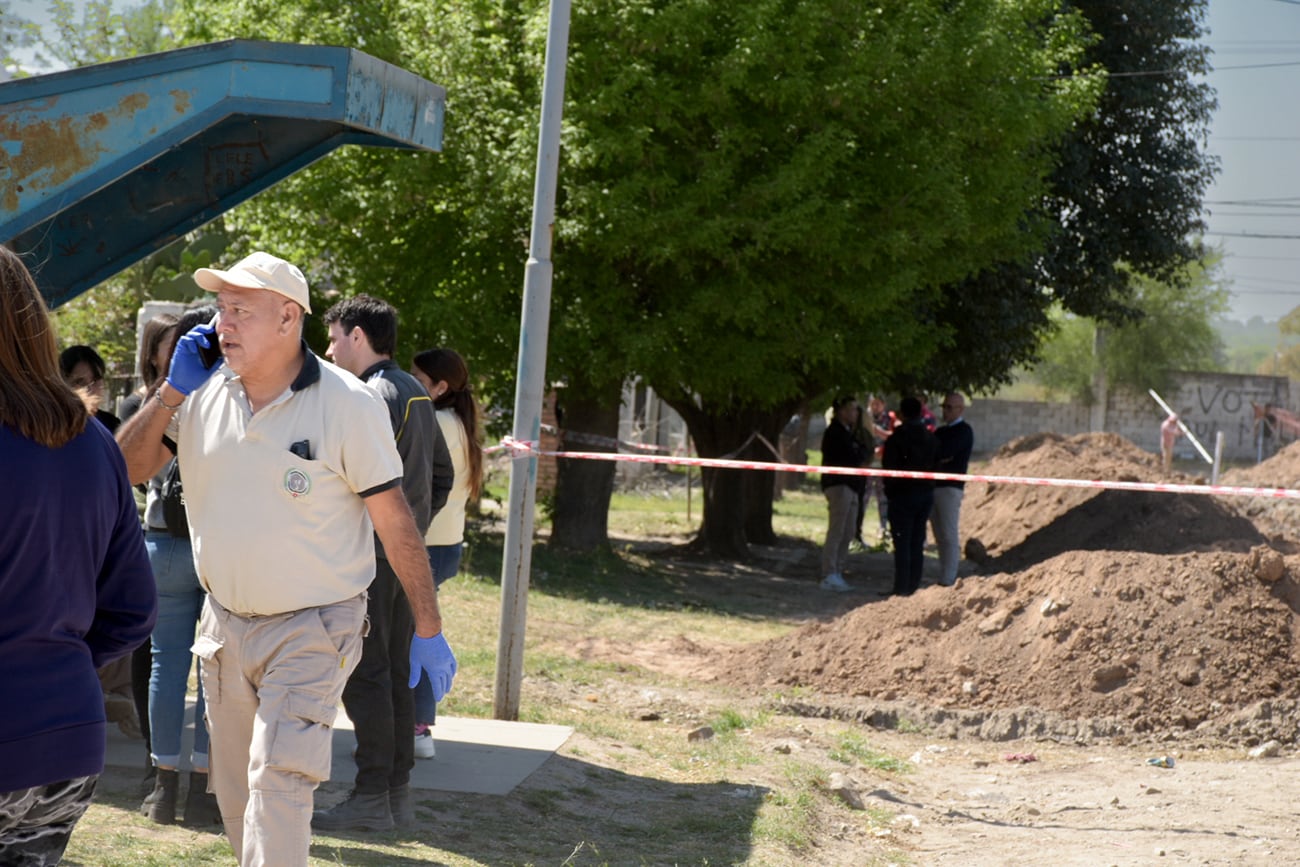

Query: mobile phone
<box><xmin>198</xmin><ymin>315</ymin><xmax>222</xmax><ymax>369</ymax></box>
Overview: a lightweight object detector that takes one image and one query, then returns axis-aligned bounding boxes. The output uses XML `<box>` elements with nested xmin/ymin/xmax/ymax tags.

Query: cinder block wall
<box><xmin>964</xmin><ymin>371</ymin><xmax>1291</xmax><ymax>462</ymax></box>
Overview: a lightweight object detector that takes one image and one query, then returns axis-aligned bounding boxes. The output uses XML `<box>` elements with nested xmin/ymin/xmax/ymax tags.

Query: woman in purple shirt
<box><xmin>0</xmin><ymin>247</ymin><xmax>156</xmax><ymax>864</ymax></box>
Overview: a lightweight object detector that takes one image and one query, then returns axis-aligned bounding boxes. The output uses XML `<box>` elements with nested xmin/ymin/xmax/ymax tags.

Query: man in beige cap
<box><xmin>117</xmin><ymin>252</ymin><xmax>457</xmax><ymax>867</ymax></box>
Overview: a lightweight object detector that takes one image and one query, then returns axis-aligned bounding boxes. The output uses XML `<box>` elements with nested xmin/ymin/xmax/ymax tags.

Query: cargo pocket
<box><xmin>266</xmin><ymin>691</ymin><xmax>338</xmax><ymax>783</ymax></box>
<box><xmin>191</xmin><ymin>633</ymin><xmax>224</xmax><ymax>704</ymax></box>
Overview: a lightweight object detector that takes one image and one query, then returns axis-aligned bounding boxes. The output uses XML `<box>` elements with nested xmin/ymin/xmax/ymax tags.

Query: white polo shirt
<box><xmin>172</xmin><ymin>349</ymin><xmax>402</xmax><ymax>616</ymax></box>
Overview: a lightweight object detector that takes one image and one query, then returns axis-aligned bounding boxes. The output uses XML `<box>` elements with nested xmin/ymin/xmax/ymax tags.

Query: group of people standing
<box><xmin>1</xmin><ymin>249</ymin><xmax>482</xmax><ymax>867</ymax></box>
<box><xmin>819</xmin><ymin>391</ymin><xmax>974</xmax><ymax>596</ymax></box>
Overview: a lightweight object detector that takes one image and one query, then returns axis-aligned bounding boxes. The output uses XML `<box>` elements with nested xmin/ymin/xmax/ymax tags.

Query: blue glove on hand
<box><xmin>409</xmin><ymin>632</ymin><xmax>458</xmax><ymax>700</ymax></box>
<box><xmin>166</xmin><ymin>321</ymin><xmax>221</xmax><ymax>396</ymax></box>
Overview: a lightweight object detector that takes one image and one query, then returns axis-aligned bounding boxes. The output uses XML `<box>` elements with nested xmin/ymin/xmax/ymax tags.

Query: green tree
<box><xmin>28</xmin><ymin>0</ymin><xmax>175</xmax><ymax>69</ymax></box>
<box><xmin>1034</xmin><ymin>255</ymin><xmax>1229</xmax><ymax>403</ymax></box>
<box><xmin>167</xmin><ymin>0</ymin><xmax>1100</xmax><ymax>557</ymax></box>
<box><xmin>557</xmin><ymin>0</ymin><xmax>1099</xmax><ymax>555</ymax></box>
<box><xmin>901</xmin><ymin>0</ymin><xmax>1219</xmax><ymax>400</ymax></box>
<box><xmin>1270</xmin><ymin>309</ymin><xmax>1300</xmax><ymax>380</ymax></box>
<box><xmin>1</xmin><ymin>1</ymin><xmax>39</xmax><ymax>74</ymax></box>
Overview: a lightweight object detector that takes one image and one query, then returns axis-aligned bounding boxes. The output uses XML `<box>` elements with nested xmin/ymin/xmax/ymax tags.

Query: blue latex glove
<box><xmin>409</xmin><ymin>632</ymin><xmax>457</xmax><ymax>700</ymax></box>
<box><xmin>166</xmin><ymin>320</ymin><xmax>221</xmax><ymax>395</ymax></box>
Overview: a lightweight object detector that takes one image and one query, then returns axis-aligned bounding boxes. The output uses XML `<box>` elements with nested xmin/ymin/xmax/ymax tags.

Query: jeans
<box><xmin>144</xmin><ymin>530</ymin><xmax>209</xmax><ymax>768</ymax></box>
<box><xmin>414</xmin><ymin>543</ymin><xmax>462</xmax><ymax>725</ymax></box>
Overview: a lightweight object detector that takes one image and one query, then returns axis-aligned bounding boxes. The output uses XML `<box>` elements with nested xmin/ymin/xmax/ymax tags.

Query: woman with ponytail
<box><xmin>409</xmin><ymin>348</ymin><xmax>483</xmax><ymax>758</ymax></box>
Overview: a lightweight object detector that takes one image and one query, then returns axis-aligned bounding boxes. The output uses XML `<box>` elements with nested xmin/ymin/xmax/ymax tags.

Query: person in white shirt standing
<box><xmin>116</xmin><ymin>252</ymin><xmax>456</xmax><ymax>867</ymax></box>
<box><xmin>409</xmin><ymin>348</ymin><xmax>484</xmax><ymax>759</ymax></box>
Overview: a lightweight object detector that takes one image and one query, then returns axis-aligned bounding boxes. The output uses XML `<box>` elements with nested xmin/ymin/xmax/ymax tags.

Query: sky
<box><xmin>1203</xmin><ymin>0</ymin><xmax>1300</xmax><ymax>323</ymax></box>
<box><xmin>3</xmin><ymin>0</ymin><xmax>1293</xmax><ymax>323</ymax></box>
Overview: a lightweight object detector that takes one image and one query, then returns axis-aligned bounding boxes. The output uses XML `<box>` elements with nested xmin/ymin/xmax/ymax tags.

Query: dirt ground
<box><xmin>572</xmin><ymin>432</ymin><xmax>1300</xmax><ymax>864</ymax></box>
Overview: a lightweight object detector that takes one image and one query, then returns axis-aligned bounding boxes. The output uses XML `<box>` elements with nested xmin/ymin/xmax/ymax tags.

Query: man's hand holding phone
<box><xmin>167</xmin><ymin>316</ymin><xmax>223</xmax><ymax>396</ymax></box>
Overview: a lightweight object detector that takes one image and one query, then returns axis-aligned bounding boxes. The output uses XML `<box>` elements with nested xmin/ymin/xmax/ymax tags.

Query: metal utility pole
<box><xmin>493</xmin><ymin>0</ymin><xmax>572</xmax><ymax>721</ymax></box>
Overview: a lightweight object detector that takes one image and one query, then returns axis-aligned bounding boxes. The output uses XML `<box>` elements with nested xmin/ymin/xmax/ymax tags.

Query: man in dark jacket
<box><xmin>316</xmin><ymin>294</ymin><xmax>454</xmax><ymax>831</ymax></box>
<box><xmin>881</xmin><ymin>396</ymin><xmax>940</xmax><ymax>596</ymax></box>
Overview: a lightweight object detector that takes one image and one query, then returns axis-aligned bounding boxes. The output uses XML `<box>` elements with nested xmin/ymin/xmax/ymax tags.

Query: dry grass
<box><xmin>63</xmin><ymin>480</ymin><xmax>914</xmax><ymax>866</ymax></box>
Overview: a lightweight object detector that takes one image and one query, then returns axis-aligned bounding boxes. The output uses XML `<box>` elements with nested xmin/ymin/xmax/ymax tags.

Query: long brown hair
<box><xmin>412</xmin><ymin>348</ymin><xmax>483</xmax><ymax>500</ymax></box>
<box><xmin>0</xmin><ymin>247</ymin><xmax>88</xmax><ymax>447</ymax></box>
<box><xmin>138</xmin><ymin>312</ymin><xmax>180</xmax><ymax>389</ymax></box>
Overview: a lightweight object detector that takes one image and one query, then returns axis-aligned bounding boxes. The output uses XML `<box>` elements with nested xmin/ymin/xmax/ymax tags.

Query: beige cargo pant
<box><xmin>193</xmin><ymin>594</ymin><xmax>365</xmax><ymax>867</ymax></box>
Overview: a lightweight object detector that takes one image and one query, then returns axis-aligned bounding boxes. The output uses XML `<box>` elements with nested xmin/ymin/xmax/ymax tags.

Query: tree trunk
<box><xmin>549</xmin><ymin>380</ymin><xmax>622</xmax><ymax>551</ymax></box>
<box><xmin>743</xmin><ymin>408</ymin><xmax>789</xmax><ymax>544</ymax></box>
<box><xmin>659</xmin><ymin>392</ymin><xmax>801</xmax><ymax>559</ymax></box>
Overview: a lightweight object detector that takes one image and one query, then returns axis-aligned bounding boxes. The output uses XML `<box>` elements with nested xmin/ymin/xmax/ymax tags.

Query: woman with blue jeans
<box><xmin>410</xmin><ymin>349</ymin><xmax>484</xmax><ymax>758</ymax></box>
<box><xmin>128</xmin><ymin>307</ymin><xmax>221</xmax><ymax>827</ymax></box>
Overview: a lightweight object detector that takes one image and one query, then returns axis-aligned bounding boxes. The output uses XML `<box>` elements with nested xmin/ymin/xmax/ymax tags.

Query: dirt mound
<box><xmin>1222</xmin><ymin>441</ymin><xmax>1300</xmax><ymax>550</ymax></box>
<box><xmin>961</xmin><ymin>432</ymin><xmax>1262</xmax><ymax>571</ymax></box>
<box><xmin>713</xmin><ymin>547</ymin><xmax>1300</xmax><ymax>743</ymax></box>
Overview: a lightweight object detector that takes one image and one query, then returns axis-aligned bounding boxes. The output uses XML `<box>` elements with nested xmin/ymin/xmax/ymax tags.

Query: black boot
<box><xmin>389</xmin><ymin>784</ymin><xmax>414</xmax><ymax>828</ymax></box>
<box><xmin>311</xmin><ymin>790</ymin><xmax>394</xmax><ymax>832</ymax></box>
<box><xmin>183</xmin><ymin>771</ymin><xmax>222</xmax><ymax>828</ymax></box>
<box><xmin>138</xmin><ymin>758</ymin><xmax>157</xmax><ymax>797</ymax></box>
<box><xmin>140</xmin><ymin>767</ymin><xmax>179</xmax><ymax>825</ymax></box>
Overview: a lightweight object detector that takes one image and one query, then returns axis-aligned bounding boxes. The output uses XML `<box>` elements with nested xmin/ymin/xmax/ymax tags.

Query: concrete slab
<box><xmin>105</xmin><ymin>703</ymin><xmax>572</xmax><ymax>797</ymax></box>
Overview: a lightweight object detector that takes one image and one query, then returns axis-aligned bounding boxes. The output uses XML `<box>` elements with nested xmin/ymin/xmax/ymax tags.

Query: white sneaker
<box><xmin>414</xmin><ymin>728</ymin><xmax>436</xmax><ymax>759</ymax></box>
<box><xmin>820</xmin><ymin>573</ymin><xmax>852</xmax><ymax>592</ymax></box>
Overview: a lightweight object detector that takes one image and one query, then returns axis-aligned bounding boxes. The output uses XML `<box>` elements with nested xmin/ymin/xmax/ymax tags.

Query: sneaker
<box><xmin>414</xmin><ymin>726</ymin><xmax>436</xmax><ymax>760</ymax></box>
<box><xmin>820</xmin><ymin>573</ymin><xmax>852</xmax><ymax>593</ymax></box>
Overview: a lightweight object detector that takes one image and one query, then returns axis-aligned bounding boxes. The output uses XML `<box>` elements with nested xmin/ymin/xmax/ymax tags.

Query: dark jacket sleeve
<box><xmin>936</xmin><ymin>422</ymin><xmax>974</xmax><ymax>486</ymax></box>
<box><xmin>85</xmin><ymin>430</ymin><xmax>157</xmax><ymax>669</ymax></box>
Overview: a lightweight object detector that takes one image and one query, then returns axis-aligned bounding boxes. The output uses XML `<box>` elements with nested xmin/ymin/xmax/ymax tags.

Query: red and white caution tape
<box><xmin>494</xmin><ymin>436</ymin><xmax>1300</xmax><ymax>501</ymax></box>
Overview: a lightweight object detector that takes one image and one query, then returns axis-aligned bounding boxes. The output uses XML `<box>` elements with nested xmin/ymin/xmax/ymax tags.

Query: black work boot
<box><xmin>183</xmin><ymin>771</ymin><xmax>222</xmax><ymax>828</ymax></box>
<box><xmin>311</xmin><ymin>790</ymin><xmax>394</xmax><ymax>832</ymax></box>
<box><xmin>140</xmin><ymin>767</ymin><xmax>179</xmax><ymax>825</ymax></box>
<box><xmin>389</xmin><ymin>784</ymin><xmax>414</xmax><ymax>828</ymax></box>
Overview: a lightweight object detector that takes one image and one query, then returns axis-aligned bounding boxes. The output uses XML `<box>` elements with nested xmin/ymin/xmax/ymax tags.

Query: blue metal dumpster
<box><xmin>0</xmin><ymin>39</ymin><xmax>445</xmax><ymax>307</ymax></box>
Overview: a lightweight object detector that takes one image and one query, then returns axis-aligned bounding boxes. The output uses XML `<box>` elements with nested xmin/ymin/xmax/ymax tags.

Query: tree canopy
<box><xmin>1033</xmin><ymin>254</ymin><xmax>1230</xmax><ymax>404</ymax></box>
<box><xmin>898</xmin><ymin>0</ymin><xmax>1219</xmax><ymax>398</ymax></box>
<box><xmin>162</xmin><ymin>0</ymin><xmax>1108</xmax><ymax>554</ymax></box>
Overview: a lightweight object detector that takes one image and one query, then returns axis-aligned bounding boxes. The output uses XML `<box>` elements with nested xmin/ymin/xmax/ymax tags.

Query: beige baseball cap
<box><xmin>194</xmin><ymin>251</ymin><xmax>311</xmax><ymax>313</ymax></box>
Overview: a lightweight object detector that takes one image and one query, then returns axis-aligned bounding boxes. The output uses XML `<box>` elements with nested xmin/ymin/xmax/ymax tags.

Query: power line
<box><xmin>1209</xmin><ymin>211</ymin><xmax>1300</xmax><ymax>217</ymax></box>
<box><xmin>1206</xmin><ymin>198</ymin><xmax>1300</xmax><ymax>207</ymax></box>
<box><xmin>1225</xmin><ymin>275</ymin><xmax>1300</xmax><ymax>286</ymax></box>
<box><xmin>1207</xmin><ymin>230</ymin><xmax>1300</xmax><ymax>239</ymax></box>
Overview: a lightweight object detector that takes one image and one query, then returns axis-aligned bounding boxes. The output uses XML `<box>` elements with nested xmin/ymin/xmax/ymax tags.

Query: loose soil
<box><xmin>571</xmin><ymin>432</ymin><xmax>1300</xmax><ymax>864</ymax></box>
<box><xmin>78</xmin><ymin>431</ymin><xmax>1300</xmax><ymax>865</ymax></box>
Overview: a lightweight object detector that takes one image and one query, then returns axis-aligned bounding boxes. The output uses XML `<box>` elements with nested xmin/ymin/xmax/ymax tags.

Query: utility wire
<box><xmin>1207</xmin><ymin>230</ymin><xmax>1300</xmax><ymax>239</ymax></box>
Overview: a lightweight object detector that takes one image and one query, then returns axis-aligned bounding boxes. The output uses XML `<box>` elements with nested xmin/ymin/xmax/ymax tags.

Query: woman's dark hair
<box><xmin>138</xmin><ymin>312</ymin><xmax>180</xmax><ymax>387</ymax></box>
<box><xmin>148</xmin><ymin>305</ymin><xmax>216</xmax><ymax>397</ymax></box>
<box><xmin>59</xmin><ymin>344</ymin><xmax>107</xmax><ymax>381</ymax></box>
<box><xmin>412</xmin><ymin>348</ymin><xmax>483</xmax><ymax>500</ymax></box>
